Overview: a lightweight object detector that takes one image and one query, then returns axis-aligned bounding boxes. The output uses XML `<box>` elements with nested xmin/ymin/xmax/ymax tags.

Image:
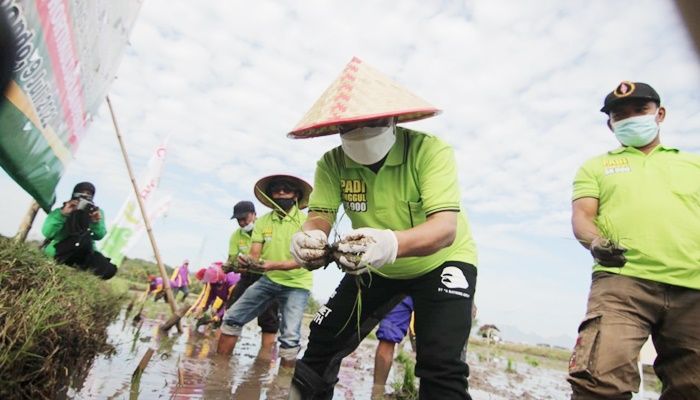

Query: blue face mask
<box><xmin>611</xmin><ymin>111</ymin><xmax>659</xmax><ymax>147</ymax></box>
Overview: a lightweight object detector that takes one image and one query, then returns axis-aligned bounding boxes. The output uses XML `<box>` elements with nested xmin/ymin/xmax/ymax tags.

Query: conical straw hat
<box><xmin>288</xmin><ymin>57</ymin><xmax>440</xmax><ymax>139</ymax></box>
<box><xmin>254</xmin><ymin>174</ymin><xmax>313</xmax><ymax>210</ymax></box>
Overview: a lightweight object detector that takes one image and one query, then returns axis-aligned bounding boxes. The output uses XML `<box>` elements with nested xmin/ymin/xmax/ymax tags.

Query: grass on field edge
<box><xmin>0</xmin><ymin>237</ymin><xmax>127</xmax><ymax>399</ymax></box>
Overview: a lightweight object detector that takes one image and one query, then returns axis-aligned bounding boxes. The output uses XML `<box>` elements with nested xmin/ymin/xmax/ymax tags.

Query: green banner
<box><xmin>0</xmin><ymin>0</ymin><xmax>141</xmax><ymax>211</ymax></box>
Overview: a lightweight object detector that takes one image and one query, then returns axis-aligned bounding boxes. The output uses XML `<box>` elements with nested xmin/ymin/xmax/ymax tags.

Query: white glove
<box><xmin>290</xmin><ymin>230</ymin><xmax>329</xmax><ymax>269</ymax></box>
<box><xmin>336</xmin><ymin>228</ymin><xmax>398</xmax><ymax>275</ymax></box>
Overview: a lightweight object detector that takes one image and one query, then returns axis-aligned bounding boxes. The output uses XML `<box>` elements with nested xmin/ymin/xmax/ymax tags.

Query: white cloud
<box><xmin>2</xmin><ymin>0</ymin><xmax>699</xmax><ymax>339</ymax></box>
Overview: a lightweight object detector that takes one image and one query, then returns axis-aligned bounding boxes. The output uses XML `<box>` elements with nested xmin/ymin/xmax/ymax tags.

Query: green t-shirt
<box><xmin>41</xmin><ymin>208</ymin><xmax>107</xmax><ymax>258</ymax></box>
<box><xmin>228</xmin><ymin>228</ymin><xmax>253</xmax><ymax>267</ymax></box>
<box><xmin>309</xmin><ymin>127</ymin><xmax>478</xmax><ymax>279</ymax></box>
<box><xmin>573</xmin><ymin>145</ymin><xmax>700</xmax><ymax>290</ymax></box>
<box><xmin>252</xmin><ymin>206</ymin><xmax>312</xmax><ymax>290</ymax></box>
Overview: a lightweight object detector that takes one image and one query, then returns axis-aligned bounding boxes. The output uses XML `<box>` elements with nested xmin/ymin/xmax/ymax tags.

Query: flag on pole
<box><xmin>0</xmin><ymin>1</ymin><xmax>142</xmax><ymax>211</ymax></box>
<box><xmin>100</xmin><ymin>141</ymin><xmax>169</xmax><ymax>266</ymax></box>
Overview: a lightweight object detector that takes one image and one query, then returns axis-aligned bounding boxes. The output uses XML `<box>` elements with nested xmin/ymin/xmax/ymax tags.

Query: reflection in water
<box><xmin>68</xmin><ymin>306</ymin><xmax>381</xmax><ymax>399</ymax></box>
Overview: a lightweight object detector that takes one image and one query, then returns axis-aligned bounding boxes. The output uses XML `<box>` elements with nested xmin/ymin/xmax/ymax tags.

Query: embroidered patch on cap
<box><xmin>613</xmin><ymin>81</ymin><xmax>636</xmax><ymax>98</ymax></box>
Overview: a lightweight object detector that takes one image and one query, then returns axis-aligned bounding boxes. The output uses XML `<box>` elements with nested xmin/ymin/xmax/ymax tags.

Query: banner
<box><xmin>100</xmin><ymin>141</ymin><xmax>169</xmax><ymax>266</ymax></box>
<box><xmin>0</xmin><ymin>0</ymin><xmax>142</xmax><ymax>211</ymax></box>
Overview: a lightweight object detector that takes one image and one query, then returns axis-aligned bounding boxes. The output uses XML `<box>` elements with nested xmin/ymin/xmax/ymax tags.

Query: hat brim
<box><xmin>288</xmin><ymin>109</ymin><xmax>440</xmax><ymax>139</ymax></box>
<box><xmin>254</xmin><ymin>174</ymin><xmax>313</xmax><ymax>210</ymax></box>
<box><xmin>600</xmin><ymin>95</ymin><xmax>660</xmax><ymax>113</ymax></box>
<box><xmin>231</xmin><ymin>211</ymin><xmax>250</xmax><ymax>220</ymax></box>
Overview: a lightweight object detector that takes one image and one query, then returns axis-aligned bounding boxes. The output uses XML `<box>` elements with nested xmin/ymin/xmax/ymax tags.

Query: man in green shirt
<box><xmin>41</xmin><ymin>182</ymin><xmax>116</xmax><ymax>279</ymax></box>
<box><xmin>223</xmin><ymin>200</ymin><xmax>280</xmax><ymax>358</ymax></box>
<box><xmin>217</xmin><ymin>175</ymin><xmax>312</xmax><ymax>369</ymax></box>
<box><xmin>568</xmin><ymin>81</ymin><xmax>700</xmax><ymax>399</ymax></box>
<box><xmin>288</xmin><ymin>57</ymin><xmax>478</xmax><ymax>400</ymax></box>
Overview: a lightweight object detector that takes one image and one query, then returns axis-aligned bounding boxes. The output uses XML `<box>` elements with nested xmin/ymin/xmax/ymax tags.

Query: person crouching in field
<box><xmin>41</xmin><ymin>182</ymin><xmax>117</xmax><ymax>279</ymax></box>
<box><xmin>188</xmin><ymin>262</ymin><xmax>240</xmax><ymax>328</ymax></box>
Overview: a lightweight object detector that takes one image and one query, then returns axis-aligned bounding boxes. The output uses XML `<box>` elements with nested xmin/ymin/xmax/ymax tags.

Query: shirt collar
<box><xmin>608</xmin><ymin>144</ymin><xmax>678</xmax><ymax>155</ymax></box>
<box><xmin>271</xmin><ymin>205</ymin><xmax>300</xmax><ymax>222</ymax></box>
<box><xmin>342</xmin><ymin>127</ymin><xmax>408</xmax><ymax>169</ymax></box>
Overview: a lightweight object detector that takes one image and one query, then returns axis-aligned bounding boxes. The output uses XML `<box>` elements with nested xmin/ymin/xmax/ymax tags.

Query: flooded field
<box><xmin>65</xmin><ymin>304</ymin><xmax>660</xmax><ymax>399</ymax></box>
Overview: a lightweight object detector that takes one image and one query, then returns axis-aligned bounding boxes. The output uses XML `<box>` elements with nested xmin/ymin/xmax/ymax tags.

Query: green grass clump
<box><xmin>0</xmin><ymin>237</ymin><xmax>125</xmax><ymax>399</ymax></box>
<box><xmin>505</xmin><ymin>358</ymin><xmax>517</xmax><ymax>373</ymax></box>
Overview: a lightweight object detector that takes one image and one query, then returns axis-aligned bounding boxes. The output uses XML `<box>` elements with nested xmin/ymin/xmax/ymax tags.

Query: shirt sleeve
<box><xmin>308</xmin><ymin>151</ymin><xmax>341</xmax><ymax>214</ymax></box>
<box><xmin>42</xmin><ymin>209</ymin><xmax>66</xmax><ymax>239</ymax></box>
<box><xmin>90</xmin><ymin>209</ymin><xmax>107</xmax><ymax>240</ymax></box>
<box><xmin>572</xmin><ymin>161</ymin><xmax>600</xmax><ymax>201</ymax></box>
<box><xmin>228</xmin><ymin>231</ymin><xmax>238</xmax><ymax>257</ymax></box>
<box><xmin>416</xmin><ymin>137</ymin><xmax>462</xmax><ymax>215</ymax></box>
<box><xmin>251</xmin><ymin>217</ymin><xmax>264</xmax><ymax>243</ymax></box>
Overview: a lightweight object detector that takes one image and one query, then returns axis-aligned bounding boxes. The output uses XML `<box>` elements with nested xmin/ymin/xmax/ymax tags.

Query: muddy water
<box><xmin>66</xmin><ymin>308</ymin><xmax>379</xmax><ymax>399</ymax></box>
<box><xmin>66</xmin><ymin>307</ymin><xmax>659</xmax><ymax>399</ymax></box>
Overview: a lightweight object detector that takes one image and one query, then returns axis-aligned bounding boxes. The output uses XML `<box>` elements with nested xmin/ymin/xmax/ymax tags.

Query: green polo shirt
<box><xmin>573</xmin><ymin>145</ymin><xmax>700</xmax><ymax>290</ymax></box>
<box><xmin>309</xmin><ymin>127</ymin><xmax>478</xmax><ymax>279</ymax></box>
<box><xmin>252</xmin><ymin>206</ymin><xmax>312</xmax><ymax>290</ymax></box>
<box><xmin>228</xmin><ymin>228</ymin><xmax>253</xmax><ymax>267</ymax></box>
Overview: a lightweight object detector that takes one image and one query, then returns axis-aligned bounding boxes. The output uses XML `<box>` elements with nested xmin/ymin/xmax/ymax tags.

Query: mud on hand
<box><xmin>238</xmin><ymin>254</ymin><xmax>267</xmax><ymax>274</ymax></box>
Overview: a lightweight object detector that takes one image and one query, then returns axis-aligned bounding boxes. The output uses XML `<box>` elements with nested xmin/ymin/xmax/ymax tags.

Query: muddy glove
<box><xmin>238</xmin><ymin>254</ymin><xmax>266</xmax><ymax>273</ymax></box>
<box><xmin>590</xmin><ymin>237</ymin><xmax>627</xmax><ymax>267</ymax></box>
<box><xmin>291</xmin><ymin>230</ymin><xmax>329</xmax><ymax>270</ymax></box>
<box><xmin>335</xmin><ymin>228</ymin><xmax>398</xmax><ymax>275</ymax></box>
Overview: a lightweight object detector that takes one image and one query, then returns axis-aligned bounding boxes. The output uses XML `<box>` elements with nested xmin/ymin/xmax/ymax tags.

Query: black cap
<box><xmin>72</xmin><ymin>182</ymin><xmax>96</xmax><ymax>197</ymax></box>
<box><xmin>231</xmin><ymin>201</ymin><xmax>255</xmax><ymax>219</ymax></box>
<box><xmin>601</xmin><ymin>81</ymin><xmax>660</xmax><ymax>113</ymax></box>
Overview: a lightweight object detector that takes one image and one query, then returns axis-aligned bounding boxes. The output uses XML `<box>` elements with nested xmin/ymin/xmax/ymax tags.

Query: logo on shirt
<box><xmin>603</xmin><ymin>158</ymin><xmax>631</xmax><ymax>175</ymax></box>
<box><xmin>341</xmin><ymin>179</ymin><xmax>368</xmax><ymax>212</ymax></box>
<box><xmin>262</xmin><ymin>227</ymin><xmax>273</xmax><ymax>242</ymax></box>
<box><xmin>438</xmin><ymin>266</ymin><xmax>471</xmax><ymax>298</ymax></box>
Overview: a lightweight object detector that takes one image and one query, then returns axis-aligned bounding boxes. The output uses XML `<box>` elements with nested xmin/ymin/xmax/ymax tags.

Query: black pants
<box><xmin>292</xmin><ymin>261</ymin><xmax>477</xmax><ymax>400</ymax></box>
<box><xmin>56</xmin><ymin>243</ymin><xmax>117</xmax><ymax>280</ymax></box>
<box><xmin>226</xmin><ymin>272</ymin><xmax>280</xmax><ymax>333</ymax></box>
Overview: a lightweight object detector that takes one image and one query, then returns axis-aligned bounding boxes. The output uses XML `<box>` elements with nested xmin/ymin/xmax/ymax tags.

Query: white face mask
<box><xmin>340</xmin><ymin>123</ymin><xmax>396</xmax><ymax>165</ymax></box>
<box><xmin>242</xmin><ymin>222</ymin><xmax>254</xmax><ymax>232</ymax></box>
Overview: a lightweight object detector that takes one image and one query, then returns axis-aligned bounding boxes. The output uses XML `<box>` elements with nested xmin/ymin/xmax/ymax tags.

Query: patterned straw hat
<box><xmin>288</xmin><ymin>57</ymin><xmax>441</xmax><ymax>139</ymax></box>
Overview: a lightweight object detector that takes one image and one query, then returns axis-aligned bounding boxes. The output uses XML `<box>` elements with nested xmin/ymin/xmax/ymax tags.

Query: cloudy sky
<box><xmin>2</xmin><ymin>0</ymin><xmax>699</xmax><ymax>343</ymax></box>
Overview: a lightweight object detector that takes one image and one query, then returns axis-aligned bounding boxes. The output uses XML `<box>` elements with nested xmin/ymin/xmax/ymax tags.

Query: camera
<box><xmin>74</xmin><ymin>193</ymin><xmax>98</xmax><ymax>213</ymax></box>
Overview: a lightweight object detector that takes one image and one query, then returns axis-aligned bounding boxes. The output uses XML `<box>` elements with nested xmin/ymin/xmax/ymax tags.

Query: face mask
<box><xmin>242</xmin><ymin>222</ymin><xmax>254</xmax><ymax>232</ymax></box>
<box><xmin>341</xmin><ymin>123</ymin><xmax>396</xmax><ymax>165</ymax></box>
<box><xmin>274</xmin><ymin>198</ymin><xmax>296</xmax><ymax>211</ymax></box>
<box><xmin>612</xmin><ymin>111</ymin><xmax>659</xmax><ymax>147</ymax></box>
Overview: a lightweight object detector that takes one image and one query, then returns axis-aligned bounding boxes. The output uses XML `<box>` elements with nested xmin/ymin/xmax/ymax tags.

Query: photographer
<box><xmin>41</xmin><ymin>182</ymin><xmax>117</xmax><ymax>279</ymax></box>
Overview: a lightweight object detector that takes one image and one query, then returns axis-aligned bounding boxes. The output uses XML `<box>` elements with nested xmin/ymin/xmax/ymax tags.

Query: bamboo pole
<box><xmin>14</xmin><ymin>200</ymin><xmax>40</xmax><ymax>243</ymax></box>
<box><xmin>106</xmin><ymin>95</ymin><xmax>181</xmax><ymax>332</ymax></box>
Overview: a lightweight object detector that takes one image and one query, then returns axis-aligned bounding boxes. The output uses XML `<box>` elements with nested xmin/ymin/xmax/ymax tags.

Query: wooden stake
<box><xmin>106</xmin><ymin>96</ymin><xmax>181</xmax><ymax>332</ymax></box>
<box><xmin>14</xmin><ymin>200</ymin><xmax>40</xmax><ymax>243</ymax></box>
<box><xmin>132</xmin><ymin>348</ymin><xmax>155</xmax><ymax>379</ymax></box>
<box><xmin>160</xmin><ymin>303</ymin><xmax>190</xmax><ymax>332</ymax></box>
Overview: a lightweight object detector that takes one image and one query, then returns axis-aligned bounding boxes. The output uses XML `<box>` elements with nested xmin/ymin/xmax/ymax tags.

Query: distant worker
<box><xmin>568</xmin><ymin>81</ymin><xmax>700</xmax><ymax>399</ymax></box>
<box><xmin>170</xmin><ymin>259</ymin><xmax>191</xmax><ymax>301</ymax></box>
<box><xmin>224</xmin><ymin>200</ymin><xmax>280</xmax><ymax>357</ymax></box>
<box><xmin>147</xmin><ymin>274</ymin><xmax>165</xmax><ymax>302</ymax></box>
<box><xmin>189</xmin><ymin>262</ymin><xmax>240</xmax><ymax>326</ymax></box>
